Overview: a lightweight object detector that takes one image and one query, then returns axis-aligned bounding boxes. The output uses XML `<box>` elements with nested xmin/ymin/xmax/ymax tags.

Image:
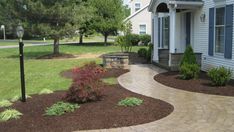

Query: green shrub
<box><xmin>129</xmin><ymin>34</ymin><xmax>141</xmax><ymax>46</ymax></box>
<box><xmin>0</xmin><ymin>100</ymin><xmax>12</xmax><ymax>108</ymax></box>
<box><xmin>146</xmin><ymin>43</ymin><xmax>153</xmax><ymax>61</ymax></box>
<box><xmin>45</xmin><ymin>102</ymin><xmax>80</xmax><ymax>116</ymax></box>
<box><xmin>180</xmin><ymin>45</ymin><xmax>197</xmax><ymax>66</ymax></box>
<box><xmin>138</xmin><ymin>48</ymin><xmax>147</xmax><ymax>57</ymax></box>
<box><xmin>180</xmin><ymin>63</ymin><xmax>200</xmax><ymax>80</ymax></box>
<box><xmin>118</xmin><ymin>97</ymin><xmax>143</xmax><ymax>107</ymax></box>
<box><xmin>208</xmin><ymin>67</ymin><xmax>232</xmax><ymax>86</ymax></box>
<box><xmin>0</xmin><ymin>109</ymin><xmax>23</xmax><ymax>122</ymax></box>
<box><xmin>39</xmin><ymin>89</ymin><xmax>54</xmax><ymax>95</ymax></box>
<box><xmin>140</xmin><ymin>34</ymin><xmax>151</xmax><ymax>46</ymax></box>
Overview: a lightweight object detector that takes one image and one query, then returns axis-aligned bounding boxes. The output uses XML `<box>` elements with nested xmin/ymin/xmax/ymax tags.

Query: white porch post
<box><xmin>169</xmin><ymin>7</ymin><xmax>176</xmax><ymax>66</ymax></box>
<box><xmin>152</xmin><ymin>13</ymin><xmax>159</xmax><ymax>62</ymax></box>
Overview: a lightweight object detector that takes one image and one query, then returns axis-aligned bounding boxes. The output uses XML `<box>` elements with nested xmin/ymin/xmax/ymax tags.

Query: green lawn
<box><xmin>0</xmin><ymin>44</ymin><xmax>144</xmax><ymax>100</ymax></box>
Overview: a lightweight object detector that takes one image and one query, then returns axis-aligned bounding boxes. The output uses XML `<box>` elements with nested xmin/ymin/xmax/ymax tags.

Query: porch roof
<box><xmin>148</xmin><ymin>0</ymin><xmax>204</xmax><ymax>12</ymax></box>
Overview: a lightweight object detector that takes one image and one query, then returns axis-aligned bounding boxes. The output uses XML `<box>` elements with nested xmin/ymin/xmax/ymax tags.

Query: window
<box><xmin>162</xmin><ymin>17</ymin><xmax>169</xmax><ymax>49</ymax></box>
<box><xmin>139</xmin><ymin>24</ymin><xmax>146</xmax><ymax>34</ymax></box>
<box><xmin>215</xmin><ymin>7</ymin><xmax>225</xmax><ymax>54</ymax></box>
<box><xmin>135</xmin><ymin>3</ymin><xmax>141</xmax><ymax>12</ymax></box>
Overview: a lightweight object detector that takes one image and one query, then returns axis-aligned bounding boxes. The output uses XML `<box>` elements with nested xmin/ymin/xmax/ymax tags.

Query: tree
<box><xmin>5</xmin><ymin>0</ymin><xmax>88</xmax><ymax>54</ymax></box>
<box><xmin>90</xmin><ymin>0</ymin><xmax>125</xmax><ymax>46</ymax></box>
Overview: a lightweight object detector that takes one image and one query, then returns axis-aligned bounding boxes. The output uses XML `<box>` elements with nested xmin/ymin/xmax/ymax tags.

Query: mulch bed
<box><xmin>37</xmin><ymin>53</ymin><xmax>76</xmax><ymax>59</ymax></box>
<box><xmin>0</xmin><ymin>69</ymin><xmax>174</xmax><ymax>132</ymax></box>
<box><xmin>154</xmin><ymin>71</ymin><xmax>234</xmax><ymax>96</ymax></box>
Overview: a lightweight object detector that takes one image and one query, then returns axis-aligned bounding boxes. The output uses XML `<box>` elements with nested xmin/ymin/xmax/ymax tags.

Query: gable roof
<box><xmin>124</xmin><ymin>4</ymin><xmax>150</xmax><ymax>22</ymax></box>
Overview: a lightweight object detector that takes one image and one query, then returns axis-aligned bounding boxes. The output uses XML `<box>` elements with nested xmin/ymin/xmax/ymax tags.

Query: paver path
<box><xmin>80</xmin><ymin>64</ymin><xmax>234</xmax><ymax>132</ymax></box>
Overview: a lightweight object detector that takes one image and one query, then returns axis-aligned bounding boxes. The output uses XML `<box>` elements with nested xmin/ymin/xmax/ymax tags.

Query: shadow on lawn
<box><xmin>63</xmin><ymin>42</ymin><xmax>114</xmax><ymax>47</ymax></box>
<box><xmin>7</xmin><ymin>51</ymin><xmax>52</xmax><ymax>60</ymax></box>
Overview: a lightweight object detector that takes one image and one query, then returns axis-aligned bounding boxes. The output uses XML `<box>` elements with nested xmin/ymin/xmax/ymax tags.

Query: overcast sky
<box><xmin>123</xmin><ymin>0</ymin><xmax>129</xmax><ymax>5</ymax></box>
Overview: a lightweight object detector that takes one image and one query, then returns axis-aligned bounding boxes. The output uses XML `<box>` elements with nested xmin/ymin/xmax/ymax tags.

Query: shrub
<box><xmin>180</xmin><ymin>45</ymin><xmax>197</xmax><ymax>66</ymax></box>
<box><xmin>118</xmin><ymin>97</ymin><xmax>143</xmax><ymax>107</ymax></box>
<box><xmin>146</xmin><ymin>43</ymin><xmax>153</xmax><ymax>61</ymax></box>
<box><xmin>39</xmin><ymin>89</ymin><xmax>54</xmax><ymax>95</ymax></box>
<box><xmin>64</xmin><ymin>62</ymin><xmax>105</xmax><ymax>103</ymax></box>
<box><xmin>130</xmin><ymin>34</ymin><xmax>141</xmax><ymax>46</ymax></box>
<box><xmin>180</xmin><ymin>63</ymin><xmax>200</xmax><ymax>80</ymax></box>
<box><xmin>0</xmin><ymin>109</ymin><xmax>23</xmax><ymax>122</ymax></box>
<box><xmin>45</xmin><ymin>102</ymin><xmax>79</xmax><ymax>116</ymax></box>
<box><xmin>140</xmin><ymin>34</ymin><xmax>151</xmax><ymax>46</ymax></box>
<box><xmin>138</xmin><ymin>48</ymin><xmax>147</xmax><ymax>57</ymax></box>
<box><xmin>208</xmin><ymin>67</ymin><xmax>232</xmax><ymax>86</ymax></box>
<box><xmin>0</xmin><ymin>100</ymin><xmax>12</xmax><ymax>108</ymax></box>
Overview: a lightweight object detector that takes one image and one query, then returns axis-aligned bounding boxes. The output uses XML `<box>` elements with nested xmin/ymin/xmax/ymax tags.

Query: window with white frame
<box><xmin>215</xmin><ymin>7</ymin><xmax>225</xmax><ymax>54</ymax></box>
<box><xmin>139</xmin><ymin>24</ymin><xmax>146</xmax><ymax>34</ymax></box>
<box><xmin>135</xmin><ymin>3</ymin><xmax>141</xmax><ymax>12</ymax></box>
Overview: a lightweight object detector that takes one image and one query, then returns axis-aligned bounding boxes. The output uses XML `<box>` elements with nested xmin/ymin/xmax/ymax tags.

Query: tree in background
<box><xmin>90</xmin><ymin>0</ymin><xmax>125</xmax><ymax>46</ymax></box>
<box><xmin>4</xmin><ymin>0</ymin><xmax>89</xmax><ymax>54</ymax></box>
<box><xmin>123</xmin><ymin>5</ymin><xmax>131</xmax><ymax>18</ymax></box>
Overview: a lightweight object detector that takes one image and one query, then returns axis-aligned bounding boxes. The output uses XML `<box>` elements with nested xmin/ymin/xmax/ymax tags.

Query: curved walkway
<box><xmin>81</xmin><ymin>64</ymin><xmax>234</xmax><ymax>132</ymax></box>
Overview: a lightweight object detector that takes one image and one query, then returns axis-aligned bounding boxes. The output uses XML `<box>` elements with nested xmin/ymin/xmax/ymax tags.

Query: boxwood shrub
<box><xmin>208</xmin><ymin>67</ymin><xmax>232</xmax><ymax>86</ymax></box>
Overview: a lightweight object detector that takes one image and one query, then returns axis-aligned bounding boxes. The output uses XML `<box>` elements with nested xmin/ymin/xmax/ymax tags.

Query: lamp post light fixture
<box><xmin>16</xmin><ymin>24</ymin><xmax>26</xmax><ymax>102</ymax></box>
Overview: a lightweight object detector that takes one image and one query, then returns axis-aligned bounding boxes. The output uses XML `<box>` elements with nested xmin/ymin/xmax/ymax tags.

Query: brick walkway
<box><xmin>79</xmin><ymin>64</ymin><xmax>234</xmax><ymax>132</ymax></box>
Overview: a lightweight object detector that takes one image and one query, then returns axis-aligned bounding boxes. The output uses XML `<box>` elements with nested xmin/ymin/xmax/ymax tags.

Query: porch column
<box><xmin>169</xmin><ymin>7</ymin><xmax>176</xmax><ymax>66</ymax></box>
<box><xmin>152</xmin><ymin>13</ymin><xmax>159</xmax><ymax>62</ymax></box>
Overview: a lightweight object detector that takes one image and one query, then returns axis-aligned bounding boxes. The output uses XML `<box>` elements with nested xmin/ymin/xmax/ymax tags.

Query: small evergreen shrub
<box><xmin>146</xmin><ymin>43</ymin><xmax>153</xmax><ymax>61</ymax></box>
<box><xmin>0</xmin><ymin>100</ymin><xmax>12</xmax><ymax>108</ymax></box>
<box><xmin>0</xmin><ymin>109</ymin><xmax>23</xmax><ymax>122</ymax></box>
<box><xmin>140</xmin><ymin>34</ymin><xmax>151</xmax><ymax>46</ymax></box>
<box><xmin>39</xmin><ymin>89</ymin><xmax>54</xmax><ymax>95</ymax></box>
<box><xmin>45</xmin><ymin>102</ymin><xmax>79</xmax><ymax>116</ymax></box>
<box><xmin>138</xmin><ymin>48</ymin><xmax>147</xmax><ymax>57</ymax></box>
<box><xmin>180</xmin><ymin>45</ymin><xmax>197</xmax><ymax>66</ymax></box>
<box><xmin>208</xmin><ymin>67</ymin><xmax>232</xmax><ymax>86</ymax></box>
<box><xmin>180</xmin><ymin>63</ymin><xmax>200</xmax><ymax>80</ymax></box>
<box><xmin>118</xmin><ymin>97</ymin><xmax>143</xmax><ymax>107</ymax></box>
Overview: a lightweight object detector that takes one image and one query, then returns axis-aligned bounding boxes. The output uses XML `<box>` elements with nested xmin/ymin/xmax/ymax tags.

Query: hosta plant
<box><xmin>118</xmin><ymin>97</ymin><xmax>143</xmax><ymax>107</ymax></box>
<box><xmin>45</xmin><ymin>102</ymin><xmax>80</xmax><ymax>116</ymax></box>
<box><xmin>0</xmin><ymin>109</ymin><xmax>23</xmax><ymax>122</ymax></box>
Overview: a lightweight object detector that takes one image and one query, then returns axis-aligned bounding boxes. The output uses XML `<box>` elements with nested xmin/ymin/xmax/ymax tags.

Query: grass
<box><xmin>45</xmin><ymin>102</ymin><xmax>80</xmax><ymax>116</ymax></box>
<box><xmin>39</xmin><ymin>89</ymin><xmax>54</xmax><ymax>95</ymax></box>
<box><xmin>0</xmin><ymin>100</ymin><xmax>12</xmax><ymax>108</ymax></box>
<box><xmin>0</xmin><ymin>109</ymin><xmax>23</xmax><ymax>122</ymax></box>
<box><xmin>0</xmin><ymin>43</ymin><xmax>145</xmax><ymax>100</ymax></box>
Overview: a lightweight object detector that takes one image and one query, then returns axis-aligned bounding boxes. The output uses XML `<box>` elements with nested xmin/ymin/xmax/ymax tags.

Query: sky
<box><xmin>123</xmin><ymin>0</ymin><xmax>130</xmax><ymax>5</ymax></box>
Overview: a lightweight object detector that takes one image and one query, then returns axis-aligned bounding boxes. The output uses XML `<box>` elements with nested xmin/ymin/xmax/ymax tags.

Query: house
<box><xmin>148</xmin><ymin>0</ymin><xmax>234</xmax><ymax>75</ymax></box>
<box><xmin>124</xmin><ymin>0</ymin><xmax>152</xmax><ymax>35</ymax></box>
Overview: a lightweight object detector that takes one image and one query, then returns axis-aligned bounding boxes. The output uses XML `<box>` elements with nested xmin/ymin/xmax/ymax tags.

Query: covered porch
<box><xmin>149</xmin><ymin>0</ymin><xmax>203</xmax><ymax>70</ymax></box>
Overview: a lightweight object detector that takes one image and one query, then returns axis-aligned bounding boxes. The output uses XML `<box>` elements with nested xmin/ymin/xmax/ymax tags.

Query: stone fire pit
<box><xmin>103</xmin><ymin>52</ymin><xmax>129</xmax><ymax>69</ymax></box>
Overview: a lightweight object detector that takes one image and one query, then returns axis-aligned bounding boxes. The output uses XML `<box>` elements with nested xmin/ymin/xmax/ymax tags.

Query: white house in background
<box><xmin>148</xmin><ymin>0</ymin><xmax>234</xmax><ymax>76</ymax></box>
<box><xmin>124</xmin><ymin>0</ymin><xmax>152</xmax><ymax>35</ymax></box>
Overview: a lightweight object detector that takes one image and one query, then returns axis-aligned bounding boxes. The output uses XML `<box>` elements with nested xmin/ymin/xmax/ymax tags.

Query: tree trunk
<box><xmin>79</xmin><ymin>33</ymin><xmax>83</xmax><ymax>44</ymax></box>
<box><xmin>53</xmin><ymin>38</ymin><xmax>59</xmax><ymax>54</ymax></box>
<box><xmin>104</xmin><ymin>35</ymin><xmax>108</xmax><ymax>46</ymax></box>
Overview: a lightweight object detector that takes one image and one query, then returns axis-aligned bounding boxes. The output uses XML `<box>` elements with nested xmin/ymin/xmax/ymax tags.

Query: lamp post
<box><xmin>16</xmin><ymin>24</ymin><xmax>26</xmax><ymax>102</ymax></box>
<box><xmin>1</xmin><ymin>25</ymin><xmax>6</xmax><ymax>40</ymax></box>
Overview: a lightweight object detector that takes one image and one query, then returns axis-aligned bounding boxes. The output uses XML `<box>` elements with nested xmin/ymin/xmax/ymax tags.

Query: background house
<box><xmin>124</xmin><ymin>0</ymin><xmax>152</xmax><ymax>35</ymax></box>
<box><xmin>149</xmin><ymin>0</ymin><xmax>234</xmax><ymax>77</ymax></box>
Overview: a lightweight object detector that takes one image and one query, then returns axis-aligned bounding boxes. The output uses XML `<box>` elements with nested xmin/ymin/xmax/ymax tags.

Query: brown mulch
<box><xmin>154</xmin><ymin>71</ymin><xmax>234</xmax><ymax>96</ymax></box>
<box><xmin>0</xmin><ymin>69</ymin><xmax>174</xmax><ymax>132</ymax></box>
<box><xmin>37</xmin><ymin>53</ymin><xmax>76</xmax><ymax>59</ymax></box>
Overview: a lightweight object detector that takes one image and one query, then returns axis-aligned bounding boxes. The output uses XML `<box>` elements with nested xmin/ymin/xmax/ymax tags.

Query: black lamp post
<box><xmin>16</xmin><ymin>24</ymin><xmax>26</xmax><ymax>102</ymax></box>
